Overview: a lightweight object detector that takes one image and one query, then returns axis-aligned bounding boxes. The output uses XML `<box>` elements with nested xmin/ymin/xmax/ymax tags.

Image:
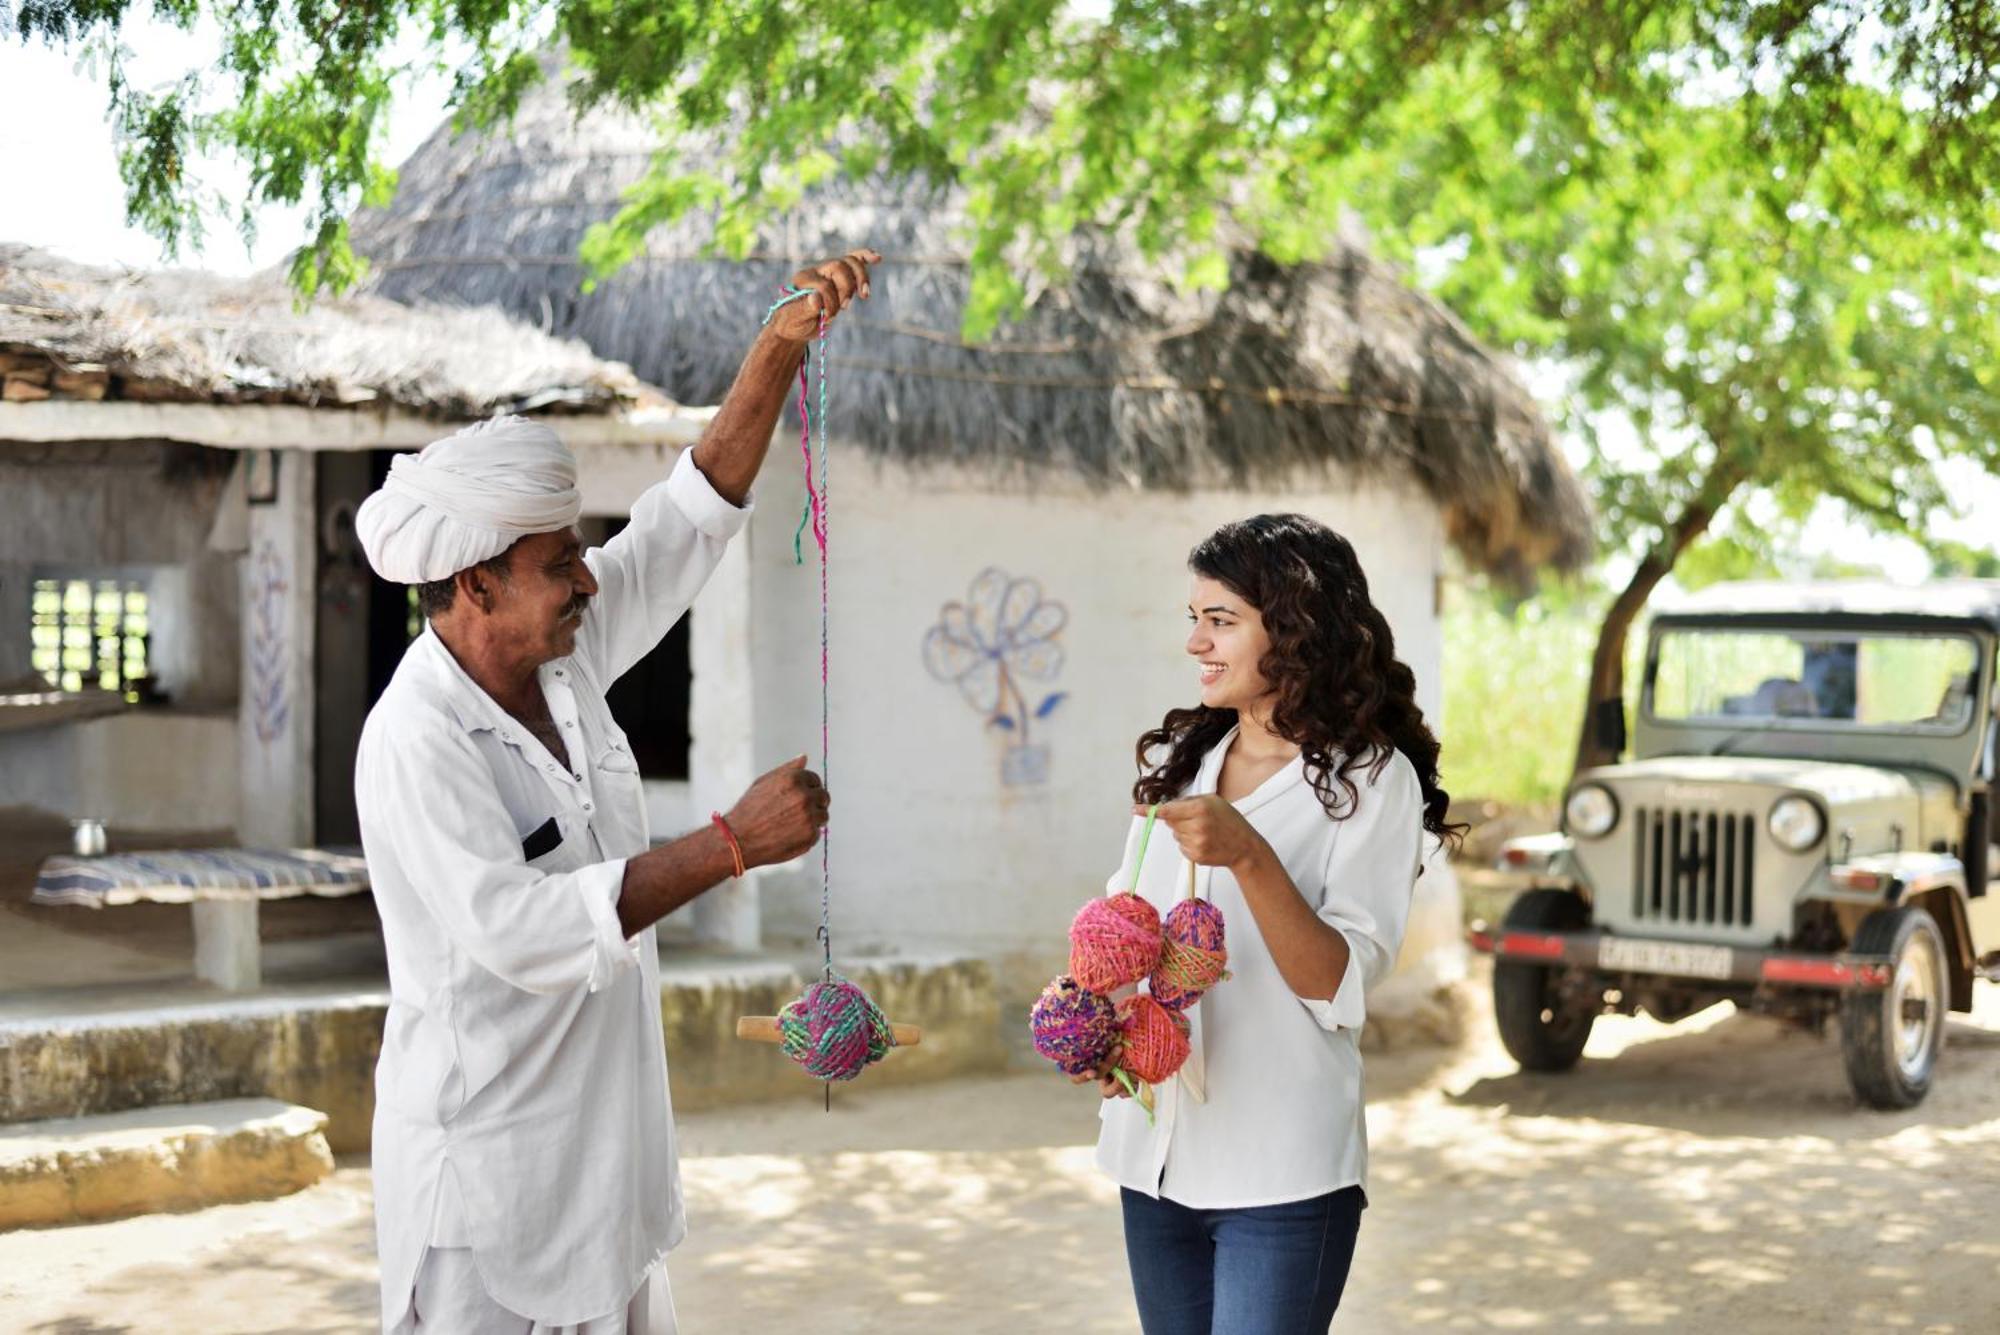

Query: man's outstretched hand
<box><xmin>726</xmin><ymin>756</ymin><xmax>830</xmax><ymax>868</ymax></box>
<box><xmin>766</xmin><ymin>249</ymin><xmax>881</xmax><ymax>342</ymax></box>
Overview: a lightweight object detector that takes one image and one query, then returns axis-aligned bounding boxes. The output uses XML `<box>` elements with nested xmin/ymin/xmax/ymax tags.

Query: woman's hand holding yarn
<box><xmin>1141</xmin><ymin>796</ymin><xmax>1270</xmax><ymax>871</ymax></box>
<box><xmin>1060</xmin><ymin>1047</ymin><xmax>1133</xmax><ymax>1099</ymax></box>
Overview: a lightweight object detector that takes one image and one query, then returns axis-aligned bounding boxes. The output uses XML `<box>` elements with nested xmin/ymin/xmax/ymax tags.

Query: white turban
<box><xmin>356</xmin><ymin>416</ymin><xmax>583</xmax><ymax>584</ymax></box>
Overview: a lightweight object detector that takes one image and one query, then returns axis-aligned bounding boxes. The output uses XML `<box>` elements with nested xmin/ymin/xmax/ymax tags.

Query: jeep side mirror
<box><xmin>1594</xmin><ymin>696</ymin><xmax>1628</xmax><ymax>759</ymax></box>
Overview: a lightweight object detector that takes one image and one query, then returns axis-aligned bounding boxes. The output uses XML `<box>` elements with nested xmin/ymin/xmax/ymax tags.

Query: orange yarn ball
<box><xmin>1069</xmin><ymin>892</ymin><xmax>1163</xmax><ymax>993</ymax></box>
<box><xmin>1116</xmin><ymin>994</ymin><xmax>1191</xmax><ymax>1084</ymax></box>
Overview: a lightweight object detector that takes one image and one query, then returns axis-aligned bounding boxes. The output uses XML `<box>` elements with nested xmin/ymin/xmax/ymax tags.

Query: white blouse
<box><xmin>356</xmin><ymin>450</ymin><xmax>750</xmax><ymax>1331</ymax></box>
<box><xmin>1096</xmin><ymin>727</ymin><xmax>1425</xmax><ymax>1209</ymax></box>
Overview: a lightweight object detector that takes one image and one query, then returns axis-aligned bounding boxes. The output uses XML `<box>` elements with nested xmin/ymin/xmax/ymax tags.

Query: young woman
<box><xmin>1087</xmin><ymin>513</ymin><xmax>1458</xmax><ymax>1334</ymax></box>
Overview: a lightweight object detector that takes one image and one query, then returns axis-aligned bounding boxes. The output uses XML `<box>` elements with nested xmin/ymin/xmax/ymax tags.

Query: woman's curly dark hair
<box><xmin>1134</xmin><ymin>514</ymin><xmax>1462</xmax><ymax>846</ymax></box>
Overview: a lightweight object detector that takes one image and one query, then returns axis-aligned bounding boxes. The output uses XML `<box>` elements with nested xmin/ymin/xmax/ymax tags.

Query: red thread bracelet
<box><xmin>710</xmin><ymin>812</ymin><xmax>746</xmax><ymax>879</ymax></box>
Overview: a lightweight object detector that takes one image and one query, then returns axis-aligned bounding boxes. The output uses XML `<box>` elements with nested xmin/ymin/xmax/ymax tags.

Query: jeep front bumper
<box><xmin>1467</xmin><ymin>925</ymin><xmax>1894</xmax><ymax>990</ymax></box>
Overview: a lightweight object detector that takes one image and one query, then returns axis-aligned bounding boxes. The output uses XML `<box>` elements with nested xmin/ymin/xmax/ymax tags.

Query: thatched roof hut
<box><xmin>0</xmin><ymin>243</ymin><xmax>664</xmax><ymax>431</ymax></box>
<box><xmin>351</xmin><ymin>75</ymin><xmax>1592</xmax><ymax>581</ymax></box>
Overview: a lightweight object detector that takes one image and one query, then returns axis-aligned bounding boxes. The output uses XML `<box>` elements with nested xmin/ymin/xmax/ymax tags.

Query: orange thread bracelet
<box><xmin>710</xmin><ymin>812</ymin><xmax>746</xmax><ymax>879</ymax></box>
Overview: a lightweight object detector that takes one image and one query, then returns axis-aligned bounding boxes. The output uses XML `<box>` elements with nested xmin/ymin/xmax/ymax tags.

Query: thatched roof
<box><xmin>0</xmin><ymin>243</ymin><xmax>655</xmax><ymax>419</ymax></box>
<box><xmin>352</xmin><ymin>73</ymin><xmax>1592</xmax><ymax>578</ymax></box>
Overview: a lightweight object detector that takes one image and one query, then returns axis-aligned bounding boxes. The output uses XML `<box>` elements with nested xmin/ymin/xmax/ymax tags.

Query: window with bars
<box><xmin>29</xmin><ymin>578</ymin><xmax>150</xmax><ymax>700</ymax></box>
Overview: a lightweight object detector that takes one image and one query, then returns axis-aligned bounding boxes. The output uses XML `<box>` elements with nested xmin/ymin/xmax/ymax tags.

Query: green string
<box><xmin>1129</xmin><ymin>804</ymin><xmax>1160</xmax><ymax>893</ymax></box>
<box><xmin>1112</xmin><ymin>1068</ymin><xmax>1156</xmax><ymax>1125</ymax></box>
<box><xmin>762</xmin><ymin>286</ymin><xmax>816</xmax><ymax>324</ymax></box>
<box><xmin>1111</xmin><ymin>803</ymin><xmax>1163</xmax><ymax>1122</ymax></box>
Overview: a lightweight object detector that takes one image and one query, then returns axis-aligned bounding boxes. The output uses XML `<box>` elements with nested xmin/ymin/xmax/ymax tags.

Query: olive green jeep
<box><xmin>1473</xmin><ymin>580</ymin><xmax>2000</xmax><ymax>1108</ymax></box>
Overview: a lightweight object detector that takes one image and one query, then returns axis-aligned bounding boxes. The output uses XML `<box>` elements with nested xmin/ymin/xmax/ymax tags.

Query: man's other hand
<box><xmin>727</xmin><ymin>756</ymin><xmax>830</xmax><ymax>868</ymax></box>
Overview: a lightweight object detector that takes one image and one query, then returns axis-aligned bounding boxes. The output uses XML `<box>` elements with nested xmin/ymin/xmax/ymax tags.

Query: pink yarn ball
<box><xmin>1069</xmin><ymin>892</ymin><xmax>1163</xmax><ymax>993</ymax></box>
<box><xmin>1150</xmin><ymin>898</ymin><xmax>1229</xmax><ymax>1011</ymax></box>
<box><xmin>1029</xmin><ymin>975</ymin><xmax>1118</xmax><ymax>1076</ymax></box>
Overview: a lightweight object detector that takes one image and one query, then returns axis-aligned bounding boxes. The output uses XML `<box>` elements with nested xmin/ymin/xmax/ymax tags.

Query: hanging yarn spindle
<box><xmin>734</xmin><ymin>279</ymin><xmax>922</xmax><ymax>1084</ymax></box>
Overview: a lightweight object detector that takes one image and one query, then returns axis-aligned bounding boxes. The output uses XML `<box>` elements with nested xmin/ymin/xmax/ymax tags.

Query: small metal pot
<box><xmin>71</xmin><ymin>818</ymin><xmax>108</xmax><ymax>858</ymax></box>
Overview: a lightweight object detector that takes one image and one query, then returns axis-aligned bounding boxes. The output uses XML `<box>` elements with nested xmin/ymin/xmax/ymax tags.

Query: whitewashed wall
<box><xmin>0</xmin><ymin>442</ymin><xmax>241</xmax><ymax>833</ymax></box>
<box><xmin>731</xmin><ymin>445</ymin><xmax>1446</xmax><ymax>995</ymax></box>
<box><xmin>0</xmin><ymin>712</ymin><xmax>238</xmax><ymax>831</ymax></box>
<box><xmin>0</xmin><ymin>442</ymin><xmax>237</xmax><ymax>702</ymax></box>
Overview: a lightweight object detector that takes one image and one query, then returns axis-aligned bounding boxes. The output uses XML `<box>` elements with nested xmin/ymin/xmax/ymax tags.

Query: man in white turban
<box><xmin>353</xmin><ymin>249</ymin><xmax>879</xmax><ymax>1335</ymax></box>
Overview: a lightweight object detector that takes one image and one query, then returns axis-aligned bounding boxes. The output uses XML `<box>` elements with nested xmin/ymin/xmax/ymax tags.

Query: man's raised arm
<box><xmin>691</xmin><ymin>249</ymin><xmax>881</xmax><ymax>504</ymax></box>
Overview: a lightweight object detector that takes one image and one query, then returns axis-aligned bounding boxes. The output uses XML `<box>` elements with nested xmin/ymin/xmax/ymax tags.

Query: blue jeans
<box><xmin>1120</xmin><ymin>1186</ymin><xmax>1366</xmax><ymax>1335</ymax></box>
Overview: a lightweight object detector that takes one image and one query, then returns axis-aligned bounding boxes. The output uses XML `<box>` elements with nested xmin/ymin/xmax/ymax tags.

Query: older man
<box><xmin>352</xmin><ymin>249</ymin><xmax>879</xmax><ymax>1334</ymax></box>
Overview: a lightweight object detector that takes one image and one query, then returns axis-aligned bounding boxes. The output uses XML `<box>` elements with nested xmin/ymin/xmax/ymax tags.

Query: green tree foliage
<box><xmin>9</xmin><ymin>2</ymin><xmax>1998</xmax><ymax>316</ymax></box>
<box><xmin>1932</xmin><ymin>540</ymin><xmax>2000</xmax><ymax>579</ymax></box>
<box><xmin>1327</xmin><ymin>62</ymin><xmax>2000</xmax><ymax>771</ymax></box>
<box><xmin>1442</xmin><ymin>590</ymin><xmax>1605</xmax><ymax>806</ymax></box>
<box><xmin>12</xmin><ymin>0</ymin><xmax>1998</xmax><ymax>781</ymax></box>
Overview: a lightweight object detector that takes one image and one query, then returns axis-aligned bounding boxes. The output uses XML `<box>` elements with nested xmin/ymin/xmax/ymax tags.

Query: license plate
<box><xmin>1597</xmin><ymin>937</ymin><xmax>1734</xmax><ymax>980</ymax></box>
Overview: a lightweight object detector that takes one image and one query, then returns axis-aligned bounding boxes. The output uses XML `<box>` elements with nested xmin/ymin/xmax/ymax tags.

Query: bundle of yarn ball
<box><xmin>1068</xmin><ymin>891</ymin><xmax>1162</xmax><ymax>993</ymax></box>
<box><xmin>1150</xmin><ymin>898</ymin><xmax>1229</xmax><ymax>1010</ymax></box>
<box><xmin>1029</xmin><ymin>975</ymin><xmax>1119</xmax><ymax>1076</ymax></box>
<box><xmin>1116</xmin><ymin>994</ymin><xmax>1191</xmax><ymax>1084</ymax></box>
<box><xmin>777</xmin><ymin>975</ymin><xmax>897</xmax><ymax>1081</ymax></box>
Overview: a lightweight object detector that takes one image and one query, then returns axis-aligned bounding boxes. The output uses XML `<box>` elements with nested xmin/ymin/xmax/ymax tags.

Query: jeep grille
<box><xmin>1630</xmin><ymin>808</ymin><xmax>1758</xmax><ymax>927</ymax></box>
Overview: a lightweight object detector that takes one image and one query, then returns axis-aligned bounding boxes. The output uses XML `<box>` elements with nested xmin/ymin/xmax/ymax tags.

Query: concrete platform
<box><xmin>1</xmin><ymin>952</ymin><xmax>1008</xmax><ymax>1152</ymax></box>
<box><xmin>0</xmin><ymin>1098</ymin><xmax>334</xmax><ymax>1230</ymax></box>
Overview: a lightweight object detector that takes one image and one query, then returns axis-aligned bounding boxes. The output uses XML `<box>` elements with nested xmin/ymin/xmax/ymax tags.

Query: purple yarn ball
<box><xmin>1029</xmin><ymin>975</ymin><xmax>1118</xmax><ymax>1076</ymax></box>
<box><xmin>1151</xmin><ymin>898</ymin><xmax>1229</xmax><ymax>1011</ymax></box>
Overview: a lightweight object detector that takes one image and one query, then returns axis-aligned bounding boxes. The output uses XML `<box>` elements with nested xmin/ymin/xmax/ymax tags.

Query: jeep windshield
<box><xmin>1649</xmin><ymin>628</ymin><xmax>1980</xmax><ymax>735</ymax></box>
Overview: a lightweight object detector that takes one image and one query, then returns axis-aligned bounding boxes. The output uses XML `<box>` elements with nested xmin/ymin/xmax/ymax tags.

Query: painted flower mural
<box><xmin>923</xmin><ymin>568</ymin><xmax>1069</xmax><ymax>786</ymax></box>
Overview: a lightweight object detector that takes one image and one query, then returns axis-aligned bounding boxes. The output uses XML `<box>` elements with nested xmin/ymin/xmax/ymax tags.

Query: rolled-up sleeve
<box><xmin>367</xmin><ymin>721</ymin><xmax>639</xmax><ymax>995</ymax></box>
<box><xmin>1298</xmin><ymin>752</ymin><xmax>1426</xmax><ymax>1032</ymax></box>
<box><xmin>575</xmin><ymin>448</ymin><xmax>754</xmax><ymax>685</ymax></box>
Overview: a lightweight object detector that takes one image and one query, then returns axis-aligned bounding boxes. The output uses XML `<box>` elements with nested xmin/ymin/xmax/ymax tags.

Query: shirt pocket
<box><xmin>593</xmin><ymin>734</ymin><xmax>647</xmax><ymax>830</ymax></box>
<box><xmin>518</xmin><ymin>811</ymin><xmax>574</xmax><ymax>870</ymax></box>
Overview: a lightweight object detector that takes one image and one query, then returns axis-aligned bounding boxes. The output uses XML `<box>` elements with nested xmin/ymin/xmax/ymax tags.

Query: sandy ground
<box><xmin>5</xmin><ymin>967</ymin><xmax>1999</xmax><ymax>1334</ymax></box>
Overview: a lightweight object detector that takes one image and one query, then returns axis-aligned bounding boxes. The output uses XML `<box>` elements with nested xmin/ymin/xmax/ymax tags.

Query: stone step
<box><xmin>0</xmin><ymin>1098</ymin><xmax>334</xmax><ymax>1230</ymax></box>
<box><xmin>1</xmin><ymin>952</ymin><xmax>1008</xmax><ymax>1153</ymax></box>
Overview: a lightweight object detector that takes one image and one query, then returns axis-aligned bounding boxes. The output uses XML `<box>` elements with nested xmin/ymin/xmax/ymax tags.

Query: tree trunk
<box><xmin>1571</xmin><ymin>455</ymin><xmax>1751</xmax><ymax>777</ymax></box>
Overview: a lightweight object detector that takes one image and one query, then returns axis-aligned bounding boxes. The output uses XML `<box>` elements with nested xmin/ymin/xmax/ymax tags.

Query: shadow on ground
<box><xmin>1349</xmin><ymin>980</ymin><xmax>2000</xmax><ymax>1332</ymax></box>
<box><xmin>7</xmin><ymin>981</ymin><xmax>1999</xmax><ymax>1334</ymax></box>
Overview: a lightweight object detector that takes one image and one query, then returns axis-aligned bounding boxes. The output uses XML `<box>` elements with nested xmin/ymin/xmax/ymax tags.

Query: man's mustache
<box><xmin>560</xmin><ymin>595</ymin><xmax>591</xmax><ymax>621</ymax></box>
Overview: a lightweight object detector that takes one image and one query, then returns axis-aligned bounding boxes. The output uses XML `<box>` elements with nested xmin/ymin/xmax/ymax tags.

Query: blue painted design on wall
<box><xmin>922</xmin><ymin>568</ymin><xmax>1069</xmax><ymax>787</ymax></box>
<box><xmin>248</xmin><ymin>539</ymin><xmax>291</xmax><ymax>746</ymax></box>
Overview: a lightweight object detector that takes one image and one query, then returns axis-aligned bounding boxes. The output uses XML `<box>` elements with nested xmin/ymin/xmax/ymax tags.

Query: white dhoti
<box><xmin>407</xmin><ymin>1250</ymin><xmax>677</xmax><ymax>1335</ymax></box>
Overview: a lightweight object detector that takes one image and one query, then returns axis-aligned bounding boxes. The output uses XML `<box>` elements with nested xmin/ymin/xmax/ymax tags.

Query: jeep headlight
<box><xmin>1564</xmin><ymin>783</ymin><xmax>1619</xmax><ymax>839</ymax></box>
<box><xmin>1768</xmin><ymin>795</ymin><xmax>1825</xmax><ymax>852</ymax></box>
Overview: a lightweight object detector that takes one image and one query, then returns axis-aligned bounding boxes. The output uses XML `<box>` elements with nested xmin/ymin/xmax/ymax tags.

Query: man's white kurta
<box><xmin>356</xmin><ymin>451</ymin><xmax>750</xmax><ymax>1331</ymax></box>
<box><xmin>1096</xmin><ymin>728</ymin><xmax>1425</xmax><ymax>1208</ymax></box>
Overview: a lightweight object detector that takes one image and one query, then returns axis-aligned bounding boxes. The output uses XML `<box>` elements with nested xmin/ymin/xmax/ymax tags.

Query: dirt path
<box><xmin>5</xmin><ymin>969</ymin><xmax>1997</xmax><ymax>1333</ymax></box>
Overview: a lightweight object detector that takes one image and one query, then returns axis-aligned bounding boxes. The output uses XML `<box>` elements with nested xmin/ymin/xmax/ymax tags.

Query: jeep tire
<box><xmin>1840</xmin><ymin>906</ymin><xmax>1947</xmax><ymax>1110</ymax></box>
<box><xmin>1493</xmin><ymin>888</ymin><xmax>1596</xmax><ymax>1073</ymax></box>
